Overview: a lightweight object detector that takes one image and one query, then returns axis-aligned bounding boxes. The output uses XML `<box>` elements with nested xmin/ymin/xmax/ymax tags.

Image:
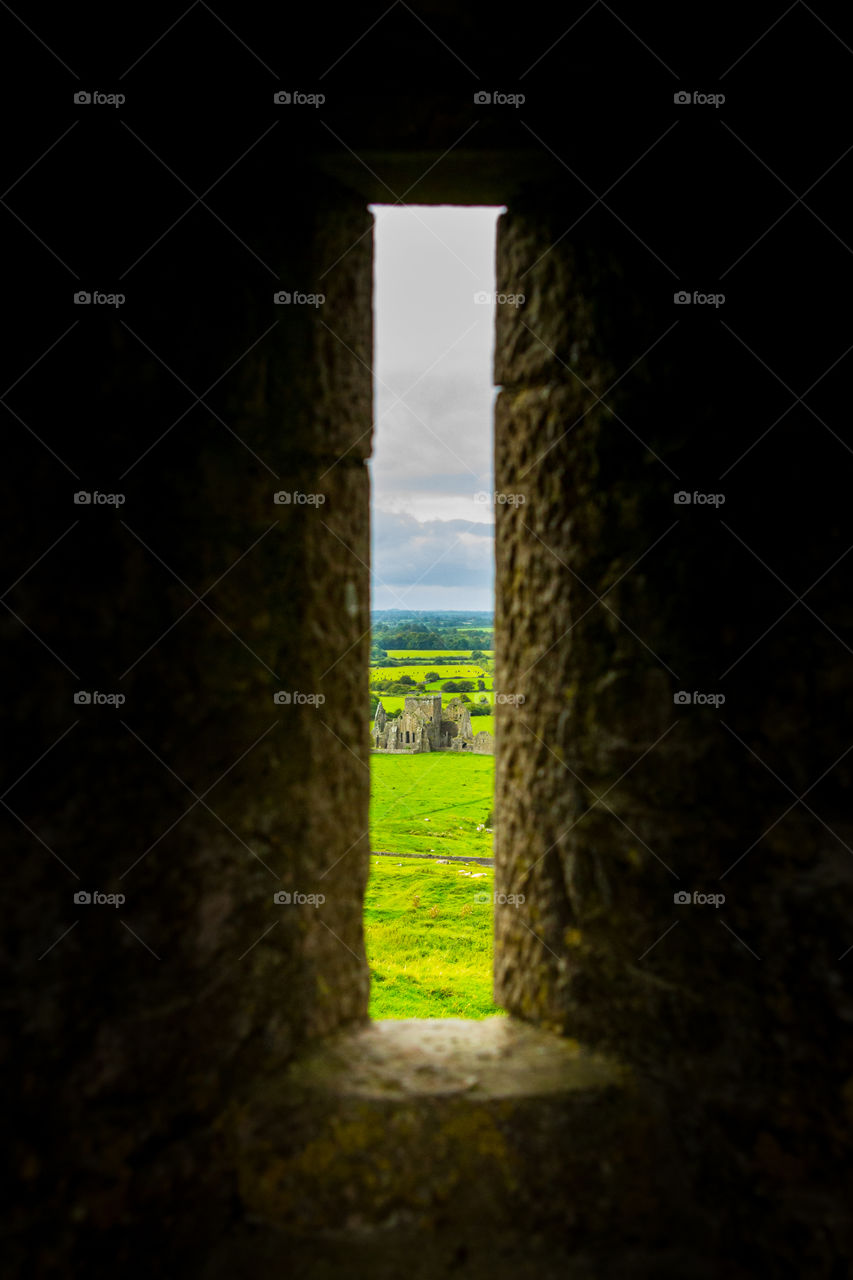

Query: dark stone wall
<box><xmin>3</xmin><ymin>130</ymin><xmax>374</xmax><ymax>1269</ymax></box>
<box><xmin>493</xmin><ymin>172</ymin><xmax>853</xmax><ymax>1268</ymax></box>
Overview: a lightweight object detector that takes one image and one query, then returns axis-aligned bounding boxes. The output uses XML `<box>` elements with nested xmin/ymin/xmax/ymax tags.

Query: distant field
<box><xmin>365</xmin><ymin>856</ymin><xmax>504</xmax><ymax>1019</ymax></box>
<box><xmin>371</xmin><ymin>753</ymin><xmax>493</xmax><ymax>858</ymax></box>
<box><xmin>371</xmin><ymin>664</ymin><xmax>487</xmax><ymax>682</ymax></box>
<box><xmin>383</xmin><ymin>649</ymin><xmax>494</xmax><ymax>659</ymax></box>
<box><xmin>370</xmin><ymin>695</ymin><xmax>405</xmax><ymax>719</ymax></box>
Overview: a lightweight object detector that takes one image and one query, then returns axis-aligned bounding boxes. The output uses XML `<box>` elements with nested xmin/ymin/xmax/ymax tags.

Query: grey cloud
<box><xmin>373</xmin><ymin>510</ymin><xmax>494</xmax><ymax>590</ymax></box>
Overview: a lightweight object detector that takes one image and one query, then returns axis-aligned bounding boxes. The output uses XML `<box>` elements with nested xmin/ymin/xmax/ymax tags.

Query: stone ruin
<box><xmin>372</xmin><ymin>693</ymin><xmax>495</xmax><ymax>754</ymax></box>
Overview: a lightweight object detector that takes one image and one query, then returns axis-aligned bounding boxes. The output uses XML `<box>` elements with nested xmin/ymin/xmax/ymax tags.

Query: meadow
<box><xmin>367</xmin><ymin>752</ymin><xmax>500</xmax><ymax>1018</ymax></box>
<box><xmin>364</xmin><ymin>855</ymin><xmax>504</xmax><ymax>1018</ymax></box>
<box><xmin>370</xmin><ymin>752</ymin><xmax>494</xmax><ymax>857</ymax></box>
<box><xmin>371</xmin><ymin>664</ymin><xmax>487</xmax><ymax>683</ymax></box>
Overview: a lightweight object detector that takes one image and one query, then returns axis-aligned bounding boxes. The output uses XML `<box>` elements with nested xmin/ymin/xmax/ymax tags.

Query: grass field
<box><xmin>371</xmin><ymin>664</ymin><xmax>488</xmax><ymax>682</ymax></box>
<box><xmin>365</xmin><ymin>856</ymin><xmax>504</xmax><ymax>1018</ymax></box>
<box><xmin>370</xmin><ymin>753</ymin><xmax>494</xmax><ymax>858</ymax></box>
<box><xmin>371</xmin><ymin>680</ymin><xmax>494</xmax><ymax>691</ymax></box>
<box><xmin>367</xmin><ymin>754</ymin><xmax>499</xmax><ymax>1018</ymax></box>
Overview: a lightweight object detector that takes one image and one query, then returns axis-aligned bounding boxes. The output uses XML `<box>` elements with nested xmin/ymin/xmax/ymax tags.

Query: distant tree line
<box><xmin>370</xmin><ymin>620</ymin><xmax>493</xmax><ymax>652</ymax></box>
<box><xmin>370</xmin><ymin>649</ymin><xmax>490</xmax><ymax>664</ymax></box>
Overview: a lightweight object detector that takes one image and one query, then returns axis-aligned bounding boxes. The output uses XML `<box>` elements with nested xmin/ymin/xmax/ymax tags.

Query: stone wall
<box><xmin>4</xmin><ymin>145</ymin><xmax>375</xmax><ymax>1273</ymax></box>
<box><xmin>492</xmin><ymin>181</ymin><xmax>853</xmax><ymax>1266</ymax></box>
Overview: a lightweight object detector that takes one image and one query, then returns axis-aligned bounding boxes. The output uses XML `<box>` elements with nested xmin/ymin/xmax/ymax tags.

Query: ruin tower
<box><xmin>441</xmin><ymin>696</ymin><xmax>474</xmax><ymax>747</ymax></box>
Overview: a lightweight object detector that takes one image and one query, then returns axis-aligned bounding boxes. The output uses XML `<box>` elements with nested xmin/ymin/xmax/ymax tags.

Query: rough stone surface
<box><xmin>223</xmin><ymin>1017</ymin><xmax>702</xmax><ymax>1275</ymax></box>
<box><xmin>493</xmin><ymin>197</ymin><xmax>853</xmax><ymax>1272</ymax></box>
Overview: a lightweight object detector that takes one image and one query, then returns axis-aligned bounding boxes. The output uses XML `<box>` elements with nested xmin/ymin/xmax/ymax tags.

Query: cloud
<box><xmin>369</xmin><ymin>205</ymin><xmax>502</xmax><ymax>608</ymax></box>
<box><xmin>372</xmin><ymin>510</ymin><xmax>493</xmax><ymax>595</ymax></box>
<box><xmin>372</xmin><ymin>369</ymin><xmax>496</xmax><ymax>500</ymax></box>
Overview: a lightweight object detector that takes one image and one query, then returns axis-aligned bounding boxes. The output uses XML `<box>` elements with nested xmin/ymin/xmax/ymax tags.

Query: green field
<box><xmin>370</xmin><ymin>753</ymin><xmax>494</xmax><ymax>857</ymax></box>
<box><xmin>367</xmin><ymin>751</ymin><xmax>499</xmax><ymax>1018</ymax></box>
<box><xmin>371</xmin><ymin>664</ymin><xmax>488</xmax><ymax>682</ymax></box>
<box><xmin>365</xmin><ymin>856</ymin><xmax>504</xmax><ymax>1018</ymax></box>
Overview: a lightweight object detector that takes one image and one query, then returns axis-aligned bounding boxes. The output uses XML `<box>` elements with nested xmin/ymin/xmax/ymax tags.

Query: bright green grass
<box><xmin>370</xmin><ymin>752</ymin><xmax>494</xmax><ymax>857</ymax></box>
<box><xmin>365</xmin><ymin>855</ymin><xmax>504</xmax><ymax>1018</ymax></box>
<box><xmin>370</xmin><ymin>695</ymin><xmax>405</xmax><ymax>719</ymax></box>
<box><xmin>372</xmin><ymin>680</ymin><xmax>493</xmax><ymax>698</ymax></box>
<box><xmin>367</xmin><ymin>756</ymin><xmax>499</xmax><ymax>1017</ymax></box>
<box><xmin>371</xmin><ymin>664</ymin><xmax>487</xmax><ymax>683</ymax></box>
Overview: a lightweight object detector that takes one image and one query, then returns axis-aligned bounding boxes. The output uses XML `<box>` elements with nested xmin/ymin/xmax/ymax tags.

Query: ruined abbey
<box><xmin>372</xmin><ymin>693</ymin><xmax>494</xmax><ymax>754</ymax></box>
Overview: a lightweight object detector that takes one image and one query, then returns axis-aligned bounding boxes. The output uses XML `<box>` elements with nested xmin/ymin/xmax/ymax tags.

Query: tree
<box><xmin>425</xmin><ymin>672</ymin><xmax>440</xmax><ymax>683</ymax></box>
<box><xmin>398</xmin><ymin>675</ymin><xmax>416</xmax><ymax>686</ymax></box>
<box><xmin>477</xmin><ymin>679</ymin><xmax>485</xmax><ymax>690</ymax></box>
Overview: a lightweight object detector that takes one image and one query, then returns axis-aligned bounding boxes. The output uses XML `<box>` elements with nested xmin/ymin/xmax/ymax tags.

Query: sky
<box><xmin>369</xmin><ymin>204</ymin><xmax>503</xmax><ymax>613</ymax></box>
